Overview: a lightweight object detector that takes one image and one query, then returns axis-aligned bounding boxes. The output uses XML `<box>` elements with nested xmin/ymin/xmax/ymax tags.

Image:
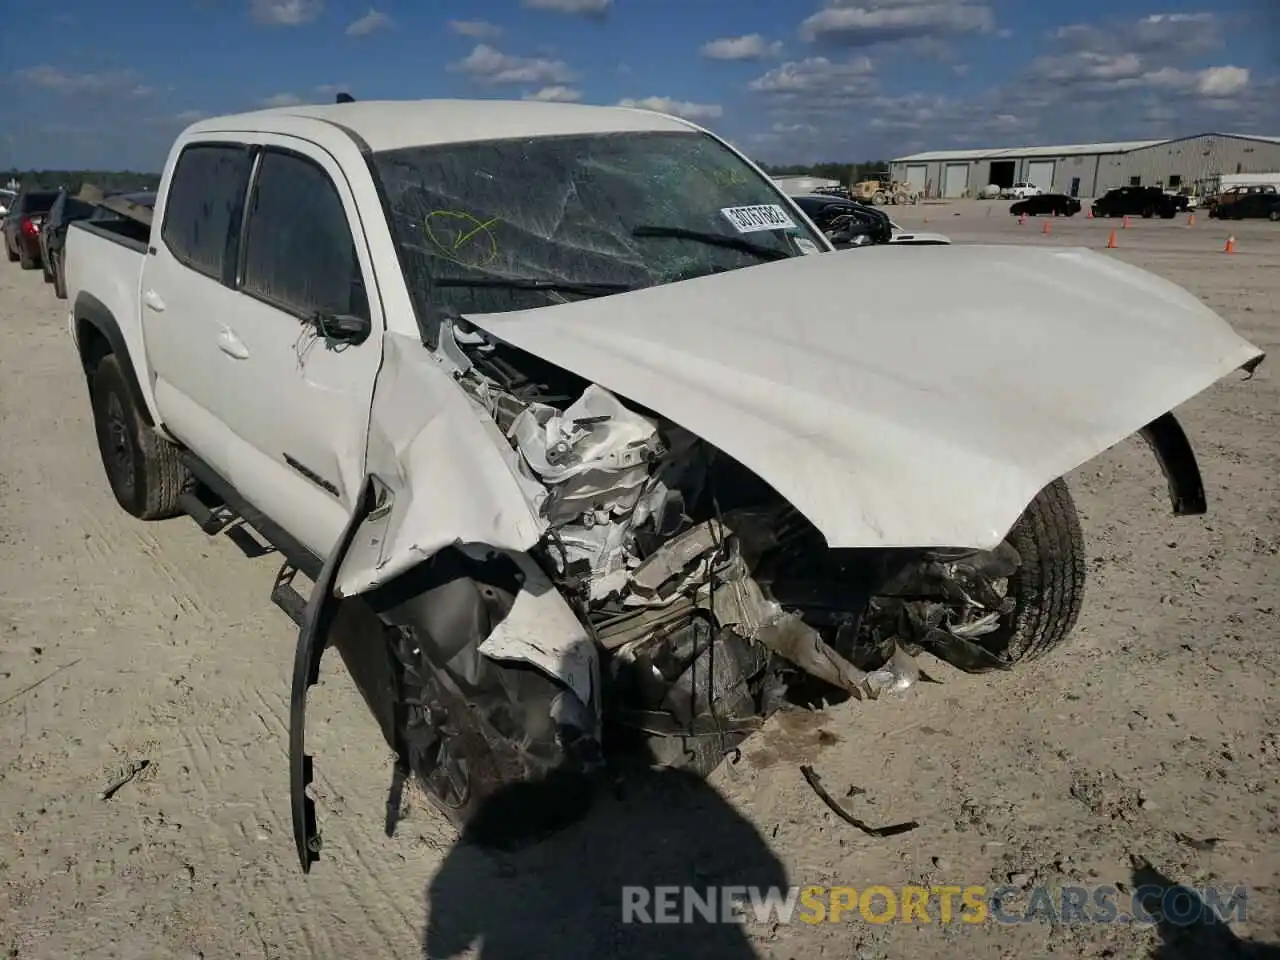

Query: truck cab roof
<box><xmin>183</xmin><ymin>99</ymin><xmax>698</xmax><ymax>154</ymax></box>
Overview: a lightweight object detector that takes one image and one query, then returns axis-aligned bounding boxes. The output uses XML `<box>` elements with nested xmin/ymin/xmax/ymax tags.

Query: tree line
<box><xmin>4</xmin><ymin>170</ymin><xmax>160</xmax><ymax>194</ymax></box>
<box><xmin>758</xmin><ymin>161</ymin><xmax>892</xmax><ymax>184</ymax></box>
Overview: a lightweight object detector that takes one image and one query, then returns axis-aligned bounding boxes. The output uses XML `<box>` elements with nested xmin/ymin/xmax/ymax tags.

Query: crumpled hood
<box><xmin>467</xmin><ymin>245</ymin><xmax>1264</xmax><ymax>550</ymax></box>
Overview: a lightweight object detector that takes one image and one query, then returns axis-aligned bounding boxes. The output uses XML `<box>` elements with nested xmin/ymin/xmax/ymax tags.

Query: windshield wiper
<box><xmin>631</xmin><ymin>225</ymin><xmax>791</xmax><ymax>262</ymax></box>
<box><xmin>434</xmin><ymin>277</ymin><xmax>634</xmax><ymax>296</ymax></box>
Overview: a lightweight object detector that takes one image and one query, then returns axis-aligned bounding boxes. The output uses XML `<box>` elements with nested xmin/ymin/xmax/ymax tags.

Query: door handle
<box><xmin>143</xmin><ymin>289</ymin><xmax>165</xmax><ymax>312</ymax></box>
<box><xmin>217</xmin><ymin>327</ymin><xmax>249</xmax><ymax>360</ymax></box>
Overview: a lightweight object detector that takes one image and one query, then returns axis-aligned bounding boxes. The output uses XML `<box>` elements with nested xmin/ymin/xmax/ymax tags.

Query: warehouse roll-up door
<box><xmin>905</xmin><ymin>165</ymin><xmax>928</xmax><ymax>193</ymax></box>
<box><xmin>943</xmin><ymin>163</ymin><xmax>969</xmax><ymax>198</ymax></box>
<box><xmin>1026</xmin><ymin>159</ymin><xmax>1056</xmax><ymax>192</ymax></box>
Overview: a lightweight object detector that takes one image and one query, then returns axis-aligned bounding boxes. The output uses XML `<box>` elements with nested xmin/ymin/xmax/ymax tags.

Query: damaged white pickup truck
<box><xmin>65</xmin><ymin>98</ymin><xmax>1264</xmax><ymax>872</ymax></box>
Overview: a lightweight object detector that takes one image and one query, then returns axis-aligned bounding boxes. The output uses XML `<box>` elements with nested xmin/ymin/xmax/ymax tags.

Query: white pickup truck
<box><xmin>65</xmin><ymin>98</ymin><xmax>1265</xmax><ymax>873</ymax></box>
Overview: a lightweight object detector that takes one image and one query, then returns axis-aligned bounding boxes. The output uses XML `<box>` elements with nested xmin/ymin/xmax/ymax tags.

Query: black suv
<box><xmin>39</xmin><ymin>189</ymin><xmax>99</xmax><ymax>296</ymax></box>
<box><xmin>792</xmin><ymin>194</ymin><xmax>893</xmax><ymax>248</ymax></box>
<box><xmin>1090</xmin><ymin>186</ymin><xmax>1188</xmax><ymax>220</ymax></box>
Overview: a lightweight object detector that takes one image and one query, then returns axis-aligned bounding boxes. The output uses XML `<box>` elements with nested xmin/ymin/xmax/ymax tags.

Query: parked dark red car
<box><xmin>2</xmin><ymin>189</ymin><xmax>59</xmax><ymax>269</ymax></box>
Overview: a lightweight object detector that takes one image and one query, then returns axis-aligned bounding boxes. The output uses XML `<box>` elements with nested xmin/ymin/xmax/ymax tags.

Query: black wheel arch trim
<box><xmin>290</xmin><ymin>476</ymin><xmax>377</xmax><ymax>873</ymax></box>
<box><xmin>1138</xmin><ymin>412</ymin><xmax>1208</xmax><ymax>516</ymax></box>
<box><xmin>73</xmin><ymin>292</ymin><xmax>155</xmax><ymax>427</ymax></box>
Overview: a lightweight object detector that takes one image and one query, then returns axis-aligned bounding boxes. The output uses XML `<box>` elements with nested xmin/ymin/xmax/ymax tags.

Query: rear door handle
<box><xmin>217</xmin><ymin>327</ymin><xmax>249</xmax><ymax>360</ymax></box>
<box><xmin>143</xmin><ymin>289</ymin><xmax>165</xmax><ymax>312</ymax></box>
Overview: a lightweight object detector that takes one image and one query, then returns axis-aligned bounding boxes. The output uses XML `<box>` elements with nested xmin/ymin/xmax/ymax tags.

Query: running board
<box><xmin>178</xmin><ymin>489</ymin><xmax>231</xmax><ymax>535</ymax></box>
<box><xmin>271</xmin><ymin>563</ymin><xmax>309</xmax><ymax>627</ymax></box>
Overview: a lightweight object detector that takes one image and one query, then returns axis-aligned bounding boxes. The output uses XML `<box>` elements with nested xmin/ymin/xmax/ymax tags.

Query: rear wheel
<box><xmin>52</xmin><ymin>251</ymin><xmax>67</xmax><ymax>299</ymax></box>
<box><xmin>18</xmin><ymin>245</ymin><xmax>37</xmax><ymax>270</ymax></box>
<box><xmin>88</xmin><ymin>354</ymin><xmax>190</xmax><ymax>520</ymax></box>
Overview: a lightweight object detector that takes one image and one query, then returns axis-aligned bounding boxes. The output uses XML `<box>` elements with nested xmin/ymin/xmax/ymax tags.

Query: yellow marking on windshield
<box><xmin>424</xmin><ymin>211</ymin><xmax>500</xmax><ymax>266</ymax></box>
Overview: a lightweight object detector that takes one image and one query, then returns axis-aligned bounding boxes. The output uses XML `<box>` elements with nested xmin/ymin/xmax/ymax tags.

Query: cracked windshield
<box><xmin>373</xmin><ymin>130</ymin><xmax>824</xmax><ymax>315</ymax></box>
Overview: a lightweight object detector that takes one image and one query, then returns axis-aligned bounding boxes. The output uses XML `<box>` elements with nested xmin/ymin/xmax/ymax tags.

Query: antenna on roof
<box><xmin>335</xmin><ymin>92</ymin><xmax>355</xmax><ymax>104</ymax></box>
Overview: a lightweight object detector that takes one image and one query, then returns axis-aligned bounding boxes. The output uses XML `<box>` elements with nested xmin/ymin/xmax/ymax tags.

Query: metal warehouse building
<box><xmin>889</xmin><ymin>133</ymin><xmax>1280</xmax><ymax>200</ymax></box>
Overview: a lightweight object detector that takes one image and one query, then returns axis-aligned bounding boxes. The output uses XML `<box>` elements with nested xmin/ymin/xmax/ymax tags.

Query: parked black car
<box><xmin>1212</xmin><ymin>191</ymin><xmax>1280</xmax><ymax>221</ymax></box>
<box><xmin>1090</xmin><ymin>186</ymin><xmax>1188</xmax><ymax>220</ymax></box>
<box><xmin>2</xmin><ymin>189</ymin><xmax>60</xmax><ymax>269</ymax></box>
<box><xmin>792</xmin><ymin>194</ymin><xmax>893</xmax><ymax>248</ymax></box>
<box><xmin>39</xmin><ymin>189</ymin><xmax>99</xmax><ymax>297</ymax></box>
<box><xmin>1009</xmin><ymin>194</ymin><xmax>1082</xmax><ymax>217</ymax></box>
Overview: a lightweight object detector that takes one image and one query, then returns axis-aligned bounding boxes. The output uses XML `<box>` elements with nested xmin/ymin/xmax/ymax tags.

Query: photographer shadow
<box><xmin>422</xmin><ymin>763</ymin><xmax>787</xmax><ymax>960</ymax></box>
<box><xmin>1132</xmin><ymin>857</ymin><xmax>1280</xmax><ymax>960</ymax></box>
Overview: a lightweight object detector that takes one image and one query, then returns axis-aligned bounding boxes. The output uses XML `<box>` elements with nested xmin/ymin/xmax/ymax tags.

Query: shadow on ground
<box><xmin>1133</xmin><ymin>856</ymin><xmax>1280</xmax><ymax>960</ymax></box>
<box><xmin>422</xmin><ymin>765</ymin><xmax>785</xmax><ymax>959</ymax></box>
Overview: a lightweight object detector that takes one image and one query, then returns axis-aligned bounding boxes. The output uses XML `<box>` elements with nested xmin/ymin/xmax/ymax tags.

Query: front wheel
<box><xmin>916</xmin><ymin>479</ymin><xmax>1086</xmax><ymax>668</ymax></box>
<box><xmin>88</xmin><ymin>354</ymin><xmax>190</xmax><ymax>520</ymax></box>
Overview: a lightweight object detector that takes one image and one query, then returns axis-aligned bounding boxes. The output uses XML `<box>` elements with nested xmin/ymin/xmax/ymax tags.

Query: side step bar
<box><xmin>271</xmin><ymin>564</ymin><xmax>309</xmax><ymax>627</ymax></box>
<box><xmin>178</xmin><ymin>489</ymin><xmax>230</xmax><ymax>535</ymax></box>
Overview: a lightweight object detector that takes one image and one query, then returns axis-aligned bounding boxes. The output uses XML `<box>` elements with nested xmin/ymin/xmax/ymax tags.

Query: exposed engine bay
<box><xmin>441</xmin><ymin>317</ymin><xmax>1027</xmax><ymax>765</ymax></box>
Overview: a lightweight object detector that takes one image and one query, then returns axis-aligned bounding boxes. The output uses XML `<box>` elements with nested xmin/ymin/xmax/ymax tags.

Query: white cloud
<box><xmin>259</xmin><ymin>92</ymin><xmax>306</xmax><ymax>107</ymax></box>
<box><xmin>748</xmin><ymin>56</ymin><xmax>875</xmax><ymax>95</ymax></box>
<box><xmin>1050</xmin><ymin>12</ymin><xmax>1221</xmax><ymax>57</ymax></box>
<box><xmin>345</xmin><ymin>8</ymin><xmax>390</xmax><ymax>36</ymax></box>
<box><xmin>799</xmin><ymin>0</ymin><xmax>994</xmax><ymax>47</ymax></box>
<box><xmin>1197</xmin><ymin>65</ymin><xmax>1248</xmax><ymax>98</ymax></box>
<box><xmin>523</xmin><ymin>85</ymin><xmax>583</xmax><ymax>102</ymax></box>
<box><xmin>700</xmin><ymin>34</ymin><xmax>783</xmax><ymax>61</ymax></box>
<box><xmin>251</xmin><ymin>0</ymin><xmax>323</xmax><ymax>26</ymax></box>
<box><xmin>521</xmin><ymin>0</ymin><xmax>611</xmax><ymax>16</ymax></box>
<box><xmin>451</xmin><ymin>44</ymin><xmax>577</xmax><ymax>86</ymax></box>
<box><xmin>15</xmin><ymin>66</ymin><xmax>150</xmax><ymax>96</ymax></box>
<box><xmin>449</xmin><ymin>19</ymin><xmax>502</xmax><ymax>39</ymax></box>
<box><xmin>617</xmin><ymin>96</ymin><xmax>723</xmax><ymax>121</ymax></box>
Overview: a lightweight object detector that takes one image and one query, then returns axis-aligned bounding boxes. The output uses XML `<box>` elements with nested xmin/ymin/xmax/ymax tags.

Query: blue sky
<box><xmin>2</xmin><ymin>0</ymin><xmax>1276</xmax><ymax>171</ymax></box>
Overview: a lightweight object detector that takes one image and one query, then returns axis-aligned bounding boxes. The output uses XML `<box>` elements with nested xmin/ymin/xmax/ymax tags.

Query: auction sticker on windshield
<box><xmin>721</xmin><ymin>204</ymin><xmax>796</xmax><ymax>233</ymax></box>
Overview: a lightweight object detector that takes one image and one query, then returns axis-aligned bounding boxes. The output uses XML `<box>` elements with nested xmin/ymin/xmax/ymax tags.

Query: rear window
<box><xmin>20</xmin><ymin>191</ymin><xmax>59</xmax><ymax>213</ymax></box>
<box><xmin>161</xmin><ymin>144</ymin><xmax>253</xmax><ymax>282</ymax></box>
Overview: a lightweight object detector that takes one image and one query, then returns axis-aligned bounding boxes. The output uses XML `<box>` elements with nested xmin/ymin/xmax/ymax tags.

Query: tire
<box><xmin>391</xmin><ymin>620</ymin><xmax>596</xmax><ymax>849</ymax></box>
<box><xmin>1270</xmin><ymin>210</ymin><xmax>1279</xmax><ymax>222</ymax></box>
<box><xmin>19</xmin><ymin>245</ymin><xmax>38</xmax><ymax>270</ymax></box>
<box><xmin>5</xmin><ymin>240</ymin><xmax>16</xmax><ymax>263</ymax></box>
<box><xmin>88</xmin><ymin>354</ymin><xmax>190</xmax><ymax>520</ymax></box>
<box><xmin>987</xmin><ymin>478</ymin><xmax>1086</xmax><ymax>663</ymax></box>
<box><xmin>42</xmin><ymin>251</ymin><xmax>54</xmax><ymax>283</ymax></box>
<box><xmin>52</xmin><ymin>251</ymin><xmax>67</xmax><ymax>299</ymax></box>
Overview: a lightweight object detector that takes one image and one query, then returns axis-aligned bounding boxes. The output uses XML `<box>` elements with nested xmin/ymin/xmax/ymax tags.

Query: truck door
<box><xmin>212</xmin><ymin>141</ymin><xmax>385</xmax><ymax>559</ymax></box>
<box><xmin>140</xmin><ymin>142</ymin><xmax>256</xmax><ymax>481</ymax></box>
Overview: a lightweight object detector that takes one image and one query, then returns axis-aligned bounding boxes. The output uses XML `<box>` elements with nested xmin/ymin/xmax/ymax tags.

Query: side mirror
<box><xmin>315</xmin><ymin>312</ymin><xmax>372</xmax><ymax>346</ymax></box>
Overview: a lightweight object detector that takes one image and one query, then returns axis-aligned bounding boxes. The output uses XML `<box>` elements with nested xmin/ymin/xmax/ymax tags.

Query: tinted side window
<box><xmin>240</xmin><ymin>150</ymin><xmax>367</xmax><ymax>321</ymax></box>
<box><xmin>161</xmin><ymin>144</ymin><xmax>253</xmax><ymax>281</ymax></box>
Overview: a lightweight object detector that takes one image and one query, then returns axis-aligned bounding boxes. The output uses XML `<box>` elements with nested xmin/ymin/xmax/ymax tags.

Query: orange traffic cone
<box><xmin>1224</xmin><ymin>236</ymin><xmax>1236</xmax><ymax>254</ymax></box>
<box><xmin>1087</xmin><ymin>208</ymin><xmax>1094</xmax><ymax>219</ymax></box>
<box><xmin>1106</xmin><ymin>229</ymin><xmax>1118</xmax><ymax>249</ymax></box>
<box><xmin>1187</xmin><ymin>213</ymin><xmax>1196</xmax><ymax>226</ymax></box>
<box><xmin>1122</xmin><ymin>215</ymin><xmax>1131</xmax><ymax>229</ymax></box>
<box><xmin>1042</xmin><ymin>219</ymin><xmax>1052</xmax><ymax>235</ymax></box>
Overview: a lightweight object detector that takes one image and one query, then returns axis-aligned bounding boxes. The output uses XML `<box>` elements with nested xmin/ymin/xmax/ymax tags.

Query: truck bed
<box><xmin>64</xmin><ymin>219</ymin><xmax>156</xmax><ymax>417</ymax></box>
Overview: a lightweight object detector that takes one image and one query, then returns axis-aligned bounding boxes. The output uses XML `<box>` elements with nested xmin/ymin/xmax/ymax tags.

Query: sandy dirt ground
<box><xmin>1</xmin><ymin>205</ymin><xmax>1277</xmax><ymax>959</ymax></box>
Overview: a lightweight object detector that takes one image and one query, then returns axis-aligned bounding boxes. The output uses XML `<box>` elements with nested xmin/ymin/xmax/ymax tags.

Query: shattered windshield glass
<box><xmin>372</xmin><ymin>130</ymin><xmax>824</xmax><ymax>317</ymax></box>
